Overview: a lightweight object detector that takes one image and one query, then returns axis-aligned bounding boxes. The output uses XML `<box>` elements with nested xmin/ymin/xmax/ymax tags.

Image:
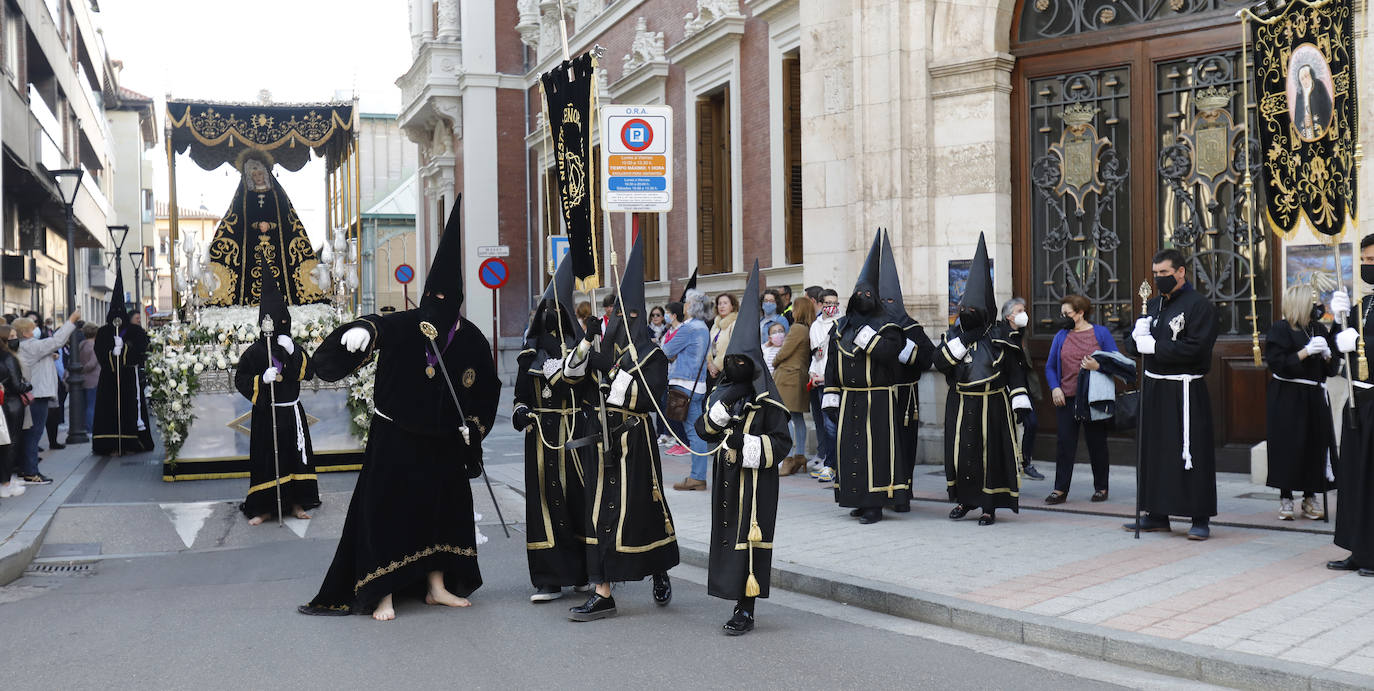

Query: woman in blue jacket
<box><xmin>1044</xmin><ymin>295</ymin><xmax>1118</xmax><ymax>505</ymax></box>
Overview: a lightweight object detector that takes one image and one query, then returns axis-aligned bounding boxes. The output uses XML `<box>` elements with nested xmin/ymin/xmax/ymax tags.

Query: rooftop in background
<box><xmin>154</xmin><ymin>202</ymin><xmax>218</xmax><ymax>220</ymax></box>
<box><xmin>364</xmin><ymin>173</ymin><xmax>417</xmax><ymax>218</ymax></box>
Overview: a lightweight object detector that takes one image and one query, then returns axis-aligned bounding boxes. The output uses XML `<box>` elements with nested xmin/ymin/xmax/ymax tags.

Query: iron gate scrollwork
<box><xmin>1018</xmin><ymin>0</ymin><xmax>1245</xmax><ymax>44</ymax></box>
<box><xmin>1156</xmin><ymin>49</ymin><xmax>1271</xmax><ymax>336</ymax></box>
<box><xmin>1029</xmin><ymin>68</ymin><xmax>1132</xmax><ymax>330</ymax></box>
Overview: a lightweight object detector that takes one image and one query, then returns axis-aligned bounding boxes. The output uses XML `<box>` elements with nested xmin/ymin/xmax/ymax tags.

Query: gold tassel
<box><xmin>665</xmin><ymin>517</ymin><xmax>675</xmax><ymax>536</ymax></box>
<box><xmin>748</xmin><ymin>520</ymin><xmax>763</xmax><ymax>543</ymax></box>
<box><xmin>745</xmin><ymin>573</ymin><xmax>760</xmax><ymax>597</ymax></box>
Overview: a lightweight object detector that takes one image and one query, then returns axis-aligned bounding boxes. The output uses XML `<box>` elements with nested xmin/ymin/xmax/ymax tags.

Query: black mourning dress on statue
<box><xmin>92</xmin><ymin>267</ymin><xmax>154</xmax><ymax>455</ymax></box>
<box><xmin>513</xmin><ymin>258</ymin><xmax>589</xmax><ymax>590</ymax></box>
<box><xmin>696</xmin><ymin>261</ymin><xmax>788</xmax><ymax>601</ymax></box>
<box><xmin>234</xmin><ymin>260</ymin><xmax>320</xmax><ymax>519</ymax></box>
<box><xmin>299</xmin><ymin>200</ymin><xmax>500</xmax><ymax>615</ymax></box>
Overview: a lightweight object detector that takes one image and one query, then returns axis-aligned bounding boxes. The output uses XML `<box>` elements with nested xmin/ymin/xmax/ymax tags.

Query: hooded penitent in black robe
<box><xmin>934</xmin><ymin>233</ymin><xmax>1027</xmax><ymax>515</ymax></box>
<box><xmin>234</xmin><ymin>253</ymin><xmax>321</xmax><ymax>519</ymax></box>
<box><xmin>204</xmin><ymin>153</ymin><xmax>328</xmax><ymax>306</ymax></box>
<box><xmin>564</xmin><ymin>232</ymin><xmax>679</xmax><ymax>583</ymax></box>
<box><xmin>877</xmin><ymin>230</ymin><xmax>935</xmax><ymax>504</ymax></box>
<box><xmin>92</xmin><ymin>267</ymin><xmax>155</xmax><ymax>455</ymax></box>
<box><xmin>1335</xmin><ymin>296</ymin><xmax>1374</xmax><ymax>567</ymax></box>
<box><xmin>696</xmin><ymin>260</ymin><xmax>789</xmax><ymax>600</ymax></box>
<box><xmin>1265</xmin><ymin>319</ymin><xmax>1338</xmax><ymax>495</ymax></box>
<box><xmin>300</xmin><ymin>199</ymin><xmax>500</xmax><ymax>615</ymax></box>
<box><xmin>513</xmin><ymin>258</ymin><xmax>589</xmax><ymax>590</ymax></box>
<box><xmin>824</xmin><ymin>232</ymin><xmax>930</xmax><ymax>518</ymax></box>
<box><xmin>1135</xmin><ymin>282</ymin><xmax>1219</xmax><ymax>518</ymax></box>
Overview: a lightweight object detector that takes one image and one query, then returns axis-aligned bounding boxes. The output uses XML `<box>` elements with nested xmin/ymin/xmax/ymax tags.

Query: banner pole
<box><xmin>1241</xmin><ymin>15</ymin><xmax>1263</xmax><ymax>367</ymax></box>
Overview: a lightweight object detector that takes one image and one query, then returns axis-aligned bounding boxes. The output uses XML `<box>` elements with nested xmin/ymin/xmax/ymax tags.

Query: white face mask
<box><xmin>769</xmin><ymin>333</ymin><xmax>785</xmax><ymax>346</ymax></box>
<box><xmin>1012</xmin><ymin>311</ymin><xmax>1029</xmax><ymax>328</ymax></box>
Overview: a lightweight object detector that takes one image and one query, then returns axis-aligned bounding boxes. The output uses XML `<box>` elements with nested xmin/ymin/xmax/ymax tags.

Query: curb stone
<box><xmin>0</xmin><ymin>454</ymin><xmax>99</xmax><ymax>585</ymax></box>
<box><xmin>675</xmin><ymin>539</ymin><xmax>1373</xmax><ymax>690</ymax></box>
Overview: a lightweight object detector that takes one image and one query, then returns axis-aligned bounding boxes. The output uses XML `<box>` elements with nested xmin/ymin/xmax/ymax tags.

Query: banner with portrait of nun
<box><xmin>1246</xmin><ymin>0</ymin><xmax>1358</xmax><ymax>244</ymax></box>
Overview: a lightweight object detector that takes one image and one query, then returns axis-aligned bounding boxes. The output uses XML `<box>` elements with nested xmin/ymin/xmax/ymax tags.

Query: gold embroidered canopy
<box><xmin>167</xmin><ymin>99</ymin><xmax>356</xmax><ymax>172</ymax></box>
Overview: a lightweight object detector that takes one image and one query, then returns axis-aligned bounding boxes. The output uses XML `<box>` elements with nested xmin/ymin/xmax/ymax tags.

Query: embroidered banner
<box><xmin>540</xmin><ymin>53</ymin><xmax>600</xmax><ymax>289</ymax></box>
<box><xmin>1248</xmin><ymin>0</ymin><xmax>1358</xmax><ymax>242</ymax></box>
<box><xmin>167</xmin><ymin>100</ymin><xmax>356</xmax><ymax>172</ymax></box>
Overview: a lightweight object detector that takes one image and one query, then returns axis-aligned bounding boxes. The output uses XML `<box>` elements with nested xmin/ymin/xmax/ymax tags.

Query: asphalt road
<box><xmin>0</xmin><ymin>526</ymin><xmax>1156</xmax><ymax>690</ymax></box>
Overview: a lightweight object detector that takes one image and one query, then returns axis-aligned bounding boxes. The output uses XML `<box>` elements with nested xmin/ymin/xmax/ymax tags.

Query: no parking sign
<box><xmin>601</xmin><ymin>105</ymin><xmax>673</xmax><ymax>212</ymax></box>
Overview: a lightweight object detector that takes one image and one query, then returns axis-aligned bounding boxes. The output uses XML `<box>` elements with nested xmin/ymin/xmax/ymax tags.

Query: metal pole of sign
<box><xmin>493</xmin><ymin>288</ymin><xmax>500</xmax><ymax>368</ymax></box>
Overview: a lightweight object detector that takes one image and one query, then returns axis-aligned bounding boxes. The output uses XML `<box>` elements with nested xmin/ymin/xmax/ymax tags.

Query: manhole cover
<box><xmin>25</xmin><ymin>562</ymin><xmax>96</xmax><ymax>576</ymax></box>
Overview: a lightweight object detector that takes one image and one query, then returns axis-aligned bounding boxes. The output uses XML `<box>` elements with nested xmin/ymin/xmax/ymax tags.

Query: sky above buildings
<box><xmin>97</xmin><ymin>0</ymin><xmax>411</xmax><ymax>246</ymax></box>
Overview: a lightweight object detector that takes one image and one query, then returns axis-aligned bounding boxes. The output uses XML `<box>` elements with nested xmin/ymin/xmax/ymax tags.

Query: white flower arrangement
<box><xmin>148</xmin><ymin>305</ymin><xmax>372</xmax><ymax>461</ymax></box>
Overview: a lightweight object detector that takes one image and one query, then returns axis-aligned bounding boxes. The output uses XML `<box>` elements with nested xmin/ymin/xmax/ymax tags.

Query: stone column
<box><xmin>436</xmin><ymin>0</ymin><xmax>460</xmax><ymax>42</ymax></box>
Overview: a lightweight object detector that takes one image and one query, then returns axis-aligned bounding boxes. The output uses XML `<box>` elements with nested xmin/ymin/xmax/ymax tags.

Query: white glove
<box><xmin>709</xmin><ymin>400</ymin><xmax>732</xmax><ymax>426</ymax></box>
<box><xmin>606</xmin><ymin>369</ymin><xmax>634</xmax><ymax>406</ymax></box>
<box><xmin>1135</xmin><ymin>333</ymin><xmax>1156</xmax><ymax>355</ymax></box>
<box><xmin>945</xmin><ymin>337</ymin><xmax>968</xmax><ymax>361</ymax></box>
<box><xmin>262</xmin><ymin>366</ymin><xmax>279</xmax><ymax>383</ymax></box>
<box><xmin>740</xmin><ymin>434</ymin><xmax>762</xmax><ymax>469</ymax></box>
<box><xmin>540</xmin><ymin>357</ymin><xmax>562</xmax><ymax>379</ymax></box>
<box><xmin>114</xmin><ymin>335</ymin><xmax>124</xmax><ymax>349</ymax></box>
<box><xmin>341</xmin><ymin>327</ymin><xmax>370</xmax><ymax>353</ymax></box>
<box><xmin>1332</xmin><ymin>290</ymin><xmax>1351</xmax><ymax>318</ymax></box>
<box><xmin>821</xmin><ymin>393</ymin><xmax>839</xmax><ymax>410</ymax></box>
<box><xmin>276</xmin><ymin>334</ymin><xmax>294</xmax><ymax>354</ymax></box>
<box><xmin>1304</xmin><ymin>336</ymin><xmax>1329</xmax><ymax>357</ymax></box>
<box><xmin>854</xmin><ymin>325</ymin><xmax>877</xmax><ymax>348</ymax></box>
<box><xmin>1337</xmin><ymin>327</ymin><xmax>1359</xmax><ymax>353</ymax></box>
<box><xmin>1132</xmin><ymin>317</ymin><xmax>1152</xmax><ymax>340</ymax></box>
<box><xmin>112</xmin><ymin>344</ymin><xmax>123</xmax><ymax>356</ymax></box>
<box><xmin>1011</xmin><ymin>394</ymin><xmax>1031</xmax><ymax>411</ymax></box>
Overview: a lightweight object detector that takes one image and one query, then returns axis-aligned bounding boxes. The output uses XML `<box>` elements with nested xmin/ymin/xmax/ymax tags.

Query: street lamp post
<box><xmin>49</xmin><ymin>169</ymin><xmax>83</xmax><ymax>319</ymax></box>
<box><xmin>128</xmin><ymin>250</ymin><xmax>144</xmax><ymax>317</ymax></box>
<box><xmin>107</xmin><ymin>225</ymin><xmax>130</xmax><ymax>311</ymax></box>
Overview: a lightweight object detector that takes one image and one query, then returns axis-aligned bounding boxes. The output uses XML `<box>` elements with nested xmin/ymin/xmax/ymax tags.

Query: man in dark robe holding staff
<box><xmin>298</xmin><ymin>200</ymin><xmax>500</xmax><ymax>621</ymax></box>
<box><xmin>1124</xmin><ymin>248</ymin><xmax>1220</xmax><ymax>540</ymax></box>
<box><xmin>1329</xmin><ymin>235</ymin><xmax>1374</xmax><ymax>575</ymax></box>
<box><xmin>513</xmin><ymin>258</ymin><xmax>590</xmax><ymax>602</ymax></box>
<box><xmin>92</xmin><ymin>267</ymin><xmax>154</xmax><ymax>456</ymax></box>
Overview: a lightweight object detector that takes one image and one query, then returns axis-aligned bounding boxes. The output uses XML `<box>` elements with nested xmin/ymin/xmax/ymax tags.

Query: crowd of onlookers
<box><xmin>0</xmin><ymin>308</ymin><xmax>103</xmax><ymax>500</ymax></box>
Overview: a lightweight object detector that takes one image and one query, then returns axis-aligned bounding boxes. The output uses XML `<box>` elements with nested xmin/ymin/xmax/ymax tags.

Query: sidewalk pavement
<box><xmin>0</xmin><ymin>439</ymin><xmax>98</xmax><ymax>584</ymax></box>
<box><xmin>487</xmin><ymin>428</ymin><xmax>1374</xmax><ymax>689</ymax></box>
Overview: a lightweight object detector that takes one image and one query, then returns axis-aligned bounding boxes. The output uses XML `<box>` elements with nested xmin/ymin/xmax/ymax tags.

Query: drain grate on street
<box><xmin>25</xmin><ymin>562</ymin><xmax>96</xmax><ymax>576</ymax></box>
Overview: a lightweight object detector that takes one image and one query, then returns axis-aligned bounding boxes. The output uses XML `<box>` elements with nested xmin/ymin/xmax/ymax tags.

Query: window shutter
<box><xmin>717</xmin><ymin>90</ymin><xmax>732</xmax><ymax>274</ymax></box>
<box><xmin>785</xmin><ymin>58</ymin><xmax>803</xmax><ymax>265</ymax></box>
<box><xmin>697</xmin><ymin>99</ymin><xmax>717</xmax><ymax>274</ymax></box>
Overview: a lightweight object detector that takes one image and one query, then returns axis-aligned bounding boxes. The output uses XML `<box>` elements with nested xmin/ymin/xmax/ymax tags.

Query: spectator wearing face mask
<box><xmin>998</xmin><ymin>298</ymin><xmax>1045</xmax><ymax>481</ymax></box>
<box><xmin>807</xmin><ymin>288</ymin><xmax>841</xmax><ymax>480</ymax></box>
<box><xmin>759</xmin><ymin>290</ymin><xmax>788</xmax><ymax>342</ymax></box>
<box><xmin>762</xmin><ymin>322</ymin><xmax>786</xmax><ymax>372</ymax></box>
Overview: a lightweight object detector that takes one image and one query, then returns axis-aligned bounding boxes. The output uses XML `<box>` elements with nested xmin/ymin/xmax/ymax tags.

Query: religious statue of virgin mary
<box><xmin>204</xmin><ymin>150</ymin><xmax>328</xmax><ymax>306</ymax></box>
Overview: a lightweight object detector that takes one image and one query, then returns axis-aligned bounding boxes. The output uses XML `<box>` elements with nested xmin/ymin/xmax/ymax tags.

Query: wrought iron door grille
<box><xmin>1018</xmin><ymin>0</ymin><xmax>1243</xmax><ymax>44</ymax></box>
<box><xmin>1028</xmin><ymin>68</ymin><xmax>1132</xmax><ymax>330</ymax></box>
<box><xmin>1156</xmin><ymin>49</ymin><xmax>1271</xmax><ymax>336</ymax></box>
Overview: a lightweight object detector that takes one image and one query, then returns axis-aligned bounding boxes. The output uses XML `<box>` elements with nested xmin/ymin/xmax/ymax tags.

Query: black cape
<box><xmin>1336</xmin><ymin>297</ymin><xmax>1374</xmax><ymax>566</ymax></box>
<box><xmin>302</xmin><ymin>311</ymin><xmax>500</xmax><ymax>614</ymax></box>
<box><xmin>934</xmin><ymin>326</ymin><xmax>1026</xmax><ymax>512</ymax></box>
<box><xmin>1134</xmin><ymin>283</ymin><xmax>1219</xmax><ymax>518</ymax></box>
<box><xmin>1265</xmin><ymin>320</ymin><xmax>1338</xmax><ymax>494</ymax></box>
<box><xmin>233</xmin><ymin>338</ymin><xmax>321</xmax><ymax>518</ymax></box>
<box><xmin>91</xmin><ymin>323</ymin><xmax>155</xmax><ymax>455</ymax></box>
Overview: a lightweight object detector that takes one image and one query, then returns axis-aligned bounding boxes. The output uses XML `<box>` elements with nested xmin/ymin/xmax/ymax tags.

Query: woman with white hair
<box><xmin>1265</xmin><ymin>283</ymin><xmax>1339</xmax><ymax>520</ymax></box>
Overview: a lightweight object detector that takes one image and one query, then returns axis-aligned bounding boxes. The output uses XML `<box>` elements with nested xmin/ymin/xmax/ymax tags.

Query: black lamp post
<box><xmin>49</xmin><ymin>168</ymin><xmax>83</xmax><ymax>319</ymax></box>
<box><xmin>128</xmin><ymin>249</ymin><xmax>144</xmax><ymax>316</ymax></box>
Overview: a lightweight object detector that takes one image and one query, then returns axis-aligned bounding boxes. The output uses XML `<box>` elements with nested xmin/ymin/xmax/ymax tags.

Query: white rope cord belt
<box><xmin>1271</xmin><ymin>375</ymin><xmax>1336</xmax><ymax>481</ymax></box>
<box><xmin>1144</xmin><ymin>371</ymin><xmax>1204</xmax><ymax>470</ymax></box>
<box><xmin>273</xmin><ymin>398</ymin><xmax>307</xmax><ymax>466</ymax></box>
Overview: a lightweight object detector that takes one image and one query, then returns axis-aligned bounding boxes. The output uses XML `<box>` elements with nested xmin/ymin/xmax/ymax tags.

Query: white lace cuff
<box><xmin>741</xmin><ymin>434</ymin><xmax>762</xmax><ymax>469</ymax></box>
<box><xmin>899</xmin><ymin>339</ymin><xmax>917</xmax><ymax>364</ymax></box>
<box><xmin>855</xmin><ymin>325</ymin><xmax>877</xmax><ymax>348</ymax></box>
<box><xmin>821</xmin><ymin>393</ymin><xmax>839</xmax><ymax>409</ymax></box>
<box><xmin>563</xmin><ymin>346</ymin><xmax>589</xmax><ymax>377</ymax></box>
<box><xmin>541</xmin><ymin>357</ymin><xmax>562</xmax><ymax>379</ymax></box>
<box><xmin>709</xmin><ymin>401</ymin><xmax>731</xmax><ymax>426</ymax></box>
<box><xmin>945</xmin><ymin>337</ymin><xmax>968</xmax><ymax>360</ymax></box>
<box><xmin>1011</xmin><ymin>394</ymin><xmax>1031</xmax><ymax>410</ymax></box>
<box><xmin>606</xmin><ymin>370</ymin><xmax>634</xmax><ymax>406</ymax></box>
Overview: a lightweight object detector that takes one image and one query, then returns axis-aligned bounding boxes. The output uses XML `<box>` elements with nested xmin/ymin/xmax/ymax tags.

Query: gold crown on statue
<box><xmin>1060</xmin><ymin>103</ymin><xmax>1099</xmax><ymax>127</ymax></box>
<box><xmin>234</xmin><ymin>148</ymin><xmax>276</xmax><ymax>173</ymax></box>
<box><xmin>1194</xmin><ymin>86</ymin><xmax>1233</xmax><ymax>112</ymax></box>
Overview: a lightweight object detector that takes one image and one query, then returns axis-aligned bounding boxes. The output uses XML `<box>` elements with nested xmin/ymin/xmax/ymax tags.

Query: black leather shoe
<box><xmin>1360</xmin><ymin>568</ymin><xmax>1374</xmax><ymax>577</ymax></box>
<box><xmin>569</xmin><ymin>593</ymin><xmax>617</xmax><ymax>621</ymax></box>
<box><xmin>1328</xmin><ymin>557</ymin><xmax>1360</xmax><ymax>571</ymax></box>
<box><xmin>652</xmin><ymin>573</ymin><xmax>672</xmax><ymax>606</ymax></box>
<box><xmin>849</xmin><ymin>508</ymin><xmax>863</xmax><ymax>517</ymax></box>
<box><xmin>49</xmin><ymin>442</ymin><xmax>66</xmax><ymax>450</ymax></box>
<box><xmin>1122</xmin><ymin>516</ymin><xmax>1171</xmax><ymax>532</ymax></box>
<box><xmin>948</xmin><ymin>505</ymin><xmax>970</xmax><ymax>520</ymax></box>
<box><xmin>723</xmin><ymin>607</ymin><xmax>755</xmax><ymax>636</ymax></box>
<box><xmin>978</xmin><ymin>512</ymin><xmax>996</xmax><ymax>526</ymax></box>
<box><xmin>1044</xmin><ymin>491</ymin><xmax>1067</xmax><ymax>505</ymax></box>
<box><xmin>858</xmin><ymin>508</ymin><xmax>882</xmax><ymax>524</ymax></box>
<box><xmin>890</xmin><ymin>502</ymin><xmax>911</xmax><ymax>513</ymax></box>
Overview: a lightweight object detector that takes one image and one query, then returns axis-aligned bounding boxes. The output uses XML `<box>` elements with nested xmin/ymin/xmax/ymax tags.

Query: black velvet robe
<box><xmin>91</xmin><ymin>323</ymin><xmax>155</xmax><ymax>455</ymax></box>
<box><xmin>1265</xmin><ymin>320</ymin><xmax>1338</xmax><ymax>494</ymax></box>
<box><xmin>1136</xmin><ymin>284</ymin><xmax>1220</xmax><ymax>518</ymax></box>
<box><xmin>303</xmin><ymin>311</ymin><xmax>500</xmax><ymax>614</ymax></box>
<box><xmin>696</xmin><ymin>392</ymin><xmax>788</xmax><ymax>600</ymax></box>
<box><xmin>574</xmin><ymin>340</ymin><xmax>679</xmax><ymax>584</ymax></box>
<box><xmin>935</xmin><ymin>327</ymin><xmax>1026</xmax><ymax>513</ymax></box>
<box><xmin>514</xmin><ymin>344</ymin><xmax>589</xmax><ymax>589</ymax></box>
<box><xmin>893</xmin><ymin>322</ymin><xmax>936</xmax><ymax>501</ymax></box>
<box><xmin>233</xmin><ymin>338</ymin><xmax>321</xmax><ymax>518</ymax></box>
<box><xmin>1336</xmin><ymin>297</ymin><xmax>1374</xmax><ymax>567</ymax></box>
<box><xmin>824</xmin><ymin>320</ymin><xmax>912</xmax><ymax>509</ymax></box>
